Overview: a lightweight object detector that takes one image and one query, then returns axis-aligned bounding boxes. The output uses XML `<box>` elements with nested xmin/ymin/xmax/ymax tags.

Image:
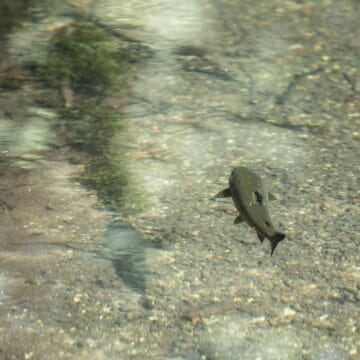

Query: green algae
<box><xmin>63</xmin><ymin>104</ymin><xmax>148</xmax><ymax>215</ymax></box>
<box><xmin>38</xmin><ymin>21</ymin><xmax>125</xmax><ymax>93</ymax></box>
<box><xmin>0</xmin><ymin>0</ymin><xmax>38</xmax><ymax>34</ymax></box>
<box><xmin>36</xmin><ymin>19</ymin><xmax>148</xmax><ymax>214</ymax></box>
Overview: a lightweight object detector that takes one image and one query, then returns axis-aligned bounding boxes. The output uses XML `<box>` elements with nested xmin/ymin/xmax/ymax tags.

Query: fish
<box><xmin>214</xmin><ymin>166</ymin><xmax>285</xmax><ymax>255</ymax></box>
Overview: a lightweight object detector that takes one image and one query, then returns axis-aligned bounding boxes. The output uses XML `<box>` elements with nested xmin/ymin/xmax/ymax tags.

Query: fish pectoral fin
<box><xmin>257</xmin><ymin>232</ymin><xmax>265</xmax><ymax>243</ymax></box>
<box><xmin>268</xmin><ymin>192</ymin><xmax>277</xmax><ymax>201</ymax></box>
<box><xmin>213</xmin><ymin>188</ymin><xmax>231</xmax><ymax>199</ymax></box>
<box><xmin>234</xmin><ymin>215</ymin><xmax>244</xmax><ymax>225</ymax></box>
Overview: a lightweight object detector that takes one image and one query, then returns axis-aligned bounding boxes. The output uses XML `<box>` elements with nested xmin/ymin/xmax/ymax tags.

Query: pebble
<box><xmin>283</xmin><ymin>307</ymin><xmax>296</xmax><ymax>317</ymax></box>
<box><xmin>73</xmin><ymin>294</ymin><xmax>82</xmax><ymax>304</ymax></box>
<box><xmin>24</xmin><ymin>352</ymin><xmax>34</xmax><ymax>360</ymax></box>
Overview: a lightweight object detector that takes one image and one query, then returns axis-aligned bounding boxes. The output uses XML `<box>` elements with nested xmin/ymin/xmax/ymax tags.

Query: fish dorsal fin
<box><xmin>234</xmin><ymin>215</ymin><xmax>244</xmax><ymax>225</ymax></box>
<box><xmin>214</xmin><ymin>188</ymin><xmax>231</xmax><ymax>199</ymax></box>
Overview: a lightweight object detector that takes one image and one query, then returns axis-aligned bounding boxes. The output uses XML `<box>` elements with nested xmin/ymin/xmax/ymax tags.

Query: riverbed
<box><xmin>0</xmin><ymin>0</ymin><xmax>359</xmax><ymax>359</ymax></box>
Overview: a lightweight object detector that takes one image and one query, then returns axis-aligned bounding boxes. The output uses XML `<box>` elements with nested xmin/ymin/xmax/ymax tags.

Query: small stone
<box><xmin>86</xmin><ymin>338</ymin><xmax>97</xmax><ymax>349</ymax></box>
<box><xmin>73</xmin><ymin>294</ymin><xmax>82</xmax><ymax>304</ymax></box>
<box><xmin>313</xmin><ymin>43</ymin><xmax>323</xmax><ymax>52</ymax></box>
<box><xmin>289</xmin><ymin>44</ymin><xmax>305</xmax><ymax>51</ymax></box>
<box><xmin>252</xmin><ymin>316</ymin><xmax>266</xmax><ymax>323</ymax></box>
<box><xmin>192</xmin><ymin>315</ymin><xmax>201</xmax><ymax>325</ymax></box>
<box><xmin>102</xmin><ymin>306</ymin><xmax>111</xmax><ymax>314</ymax></box>
<box><xmin>283</xmin><ymin>307</ymin><xmax>296</xmax><ymax>317</ymax></box>
<box><xmin>319</xmin><ymin>314</ymin><xmax>328</xmax><ymax>321</ymax></box>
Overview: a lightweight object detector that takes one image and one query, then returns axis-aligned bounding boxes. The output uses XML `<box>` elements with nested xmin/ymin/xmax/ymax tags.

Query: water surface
<box><xmin>0</xmin><ymin>0</ymin><xmax>359</xmax><ymax>359</ymax></box>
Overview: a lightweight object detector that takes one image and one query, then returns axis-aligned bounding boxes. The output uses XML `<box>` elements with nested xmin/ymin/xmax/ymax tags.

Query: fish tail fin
<box><xmin>270</xmin><ymin>232</ymin><xmax>286</xmax><ymax>256</ymax></box>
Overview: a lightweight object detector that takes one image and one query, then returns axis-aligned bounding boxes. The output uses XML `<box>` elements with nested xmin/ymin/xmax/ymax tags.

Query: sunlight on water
<box><xmin>94</xmin><ymin>0</ymin><xmax>206</xmax><ymax>44</ymax></box>
<box><xmin>142</xmin><ymin>1</ymin><xmax>204</xmax><ymax>43</ymax></box>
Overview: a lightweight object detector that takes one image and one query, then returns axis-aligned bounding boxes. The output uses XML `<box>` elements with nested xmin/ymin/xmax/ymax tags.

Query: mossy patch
<box><xmin>37</xmin><ymin>21</ymin><xmax>125</xmax><ymax>93</ymax></box>
<box><xmin>0</xmin><ymin>0</ymin><xmax>39</xmax><ymax>34</ymax></box>
<box><xmin>36</xmin><ymin>19</ymin><xmax>147</xmax><ymax>214</ymax></box>
<box><xmin>63</xmin><ymin>104</ymin><xmax>148</xmax><ymax>214</ymax></box>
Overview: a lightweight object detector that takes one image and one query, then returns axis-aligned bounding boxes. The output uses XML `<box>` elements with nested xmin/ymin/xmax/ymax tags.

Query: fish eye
<box><xmin>254</xmin><ymin>191</ymin><xmax>263</xmax><ymax>205</ymax></box>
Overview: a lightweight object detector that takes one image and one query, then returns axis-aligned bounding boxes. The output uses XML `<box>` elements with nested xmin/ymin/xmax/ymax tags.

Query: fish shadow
<box><xmin>102</xmin><ymin>220</ymin><xmax>161</xmax><ymax>294</ymax></box>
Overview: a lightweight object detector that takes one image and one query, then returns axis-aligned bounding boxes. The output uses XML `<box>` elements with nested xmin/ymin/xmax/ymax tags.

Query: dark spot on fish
<box><xmin>254</xmin><ymin>190</ymin><xmax>263</xmax><ymax>205</ymax></box>
<box><xmin>265</xmin><ymin>221</ymin><xmax>270</xmax><ymax>227</ymax></box>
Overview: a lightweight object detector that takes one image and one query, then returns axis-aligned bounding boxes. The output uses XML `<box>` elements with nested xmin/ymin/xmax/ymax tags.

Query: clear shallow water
<box><xmin>0</xmin><ymin>0</ymin><xmax>359</xmax><ymax>359</ymax></box>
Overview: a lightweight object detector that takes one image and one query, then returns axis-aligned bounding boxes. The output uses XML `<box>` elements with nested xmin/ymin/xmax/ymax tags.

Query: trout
<box><xmin>215</xmin><ymin>166</ymin><xmax>285</xmax><ymax>255</ymax></box>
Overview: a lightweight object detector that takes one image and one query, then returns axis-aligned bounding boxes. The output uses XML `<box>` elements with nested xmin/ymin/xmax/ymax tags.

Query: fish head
<box><xmin>246</xmin><ymin>189</ymin><xmax>274</xmax><ymax>231</ymax></box>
